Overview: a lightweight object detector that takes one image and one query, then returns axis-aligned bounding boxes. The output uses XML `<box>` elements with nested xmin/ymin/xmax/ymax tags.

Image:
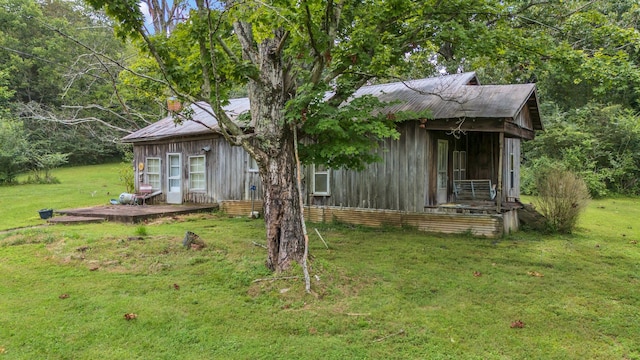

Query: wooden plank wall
<box><xmin>317</xmin><ymin>122</ymin><xmax>430</xmax><ymax>212</ymax></box>
<box><xmin>133</xmin><ymin>135</ymin><xmax>263</xmax><ymax>204</ymax></box>
<box><xmin>220</xmin><ymin>200</ymin><xmax>506</xmax><ymax>237</ymax></box>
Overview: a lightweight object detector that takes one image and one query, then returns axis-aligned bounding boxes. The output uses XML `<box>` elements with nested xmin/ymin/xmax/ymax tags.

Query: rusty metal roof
<box><xmin>122</xmin><ymin>72</ymin><xmax>542</xmax><ymax>142</ymax></box>
<box><xmin>122</xmin><ymin>98</ymin><xmax>250</xmax><ymax>142</ymax></box>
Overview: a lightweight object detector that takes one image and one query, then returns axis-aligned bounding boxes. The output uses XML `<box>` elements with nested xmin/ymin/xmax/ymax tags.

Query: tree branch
<box><xmin>216</xmin><ymin>35</ymin><xmax>241</xmax><ymax>64</ymax></box>
<box><xmin>20</xmin><ymin>103</ymin><xmax>136</xmax><ymax>134</ymax></box>
<box><xmin>233</xmin><ymin>21</ymin><xmax>259</xmax><ymax>65</ymax></box>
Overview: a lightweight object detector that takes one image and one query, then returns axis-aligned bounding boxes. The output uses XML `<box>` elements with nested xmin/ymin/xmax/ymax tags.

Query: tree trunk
<box><xmin>261</xmin><ymin>131</ymin><xmax>306</xmax><ymax>272</ymax></box>
<box><xmin>239</xmin><ymin>28</ymin><xmax>305</xmax><ymax>272</ymax></box>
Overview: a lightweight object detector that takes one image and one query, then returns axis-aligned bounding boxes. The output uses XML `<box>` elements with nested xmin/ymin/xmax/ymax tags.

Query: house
<box><xmin>122</xmin><ymin>72</ymin><xmax>542</xmax><ymax>236</ymax></box>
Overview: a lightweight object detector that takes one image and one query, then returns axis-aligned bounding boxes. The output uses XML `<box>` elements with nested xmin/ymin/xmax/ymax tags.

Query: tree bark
<box><xmin>238</xmin><ymin>25</ymin><xmax>305</xmax><ymax>272</ymax></box>
<box><xmin>261</xmin><ymin>133</ymin><xmax>306</xmax><ymax>272</ymax></box>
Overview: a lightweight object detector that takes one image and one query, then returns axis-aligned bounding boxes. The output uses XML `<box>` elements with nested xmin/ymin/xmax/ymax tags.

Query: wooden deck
<box><xmin>51</xmin><ymin>204</ymin><xmax>219</xmax><ymax>224</ymax></box>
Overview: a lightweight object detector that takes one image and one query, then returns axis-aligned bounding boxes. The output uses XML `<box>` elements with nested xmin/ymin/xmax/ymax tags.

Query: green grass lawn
<box><xmin>1</xmin><ymin>167</ymin><xmax>639</xmax><ymax>359</ymax></box>
<box><xmin>0</xmin><ymin>164</ymin><xmax>124</xmax><ymax>230</ymax></box>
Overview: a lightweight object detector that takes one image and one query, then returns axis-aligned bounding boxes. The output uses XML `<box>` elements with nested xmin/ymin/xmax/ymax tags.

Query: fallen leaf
<box><xmin>0</xmin><ymin>346</ymin><xmax>5</xmax><ymax>354</ymax></box>
<box><xmin>124</xmin><ymin>313</ymin><xmax>138</xmax><ymax>320</ymax></box>
<box><xmin>59</xmin><ymin>294</ymin><xmax>69</xmax><ymax>299</ymax></box>
<box><xmin>510</xmin><ymin>320</ymin><xmax>525</xmax><ymax>328</ymax></box>
<box><xmin>473</xmin><ymin>271</ymin><xmax>482</xmax><ymax>277</ymax></box>
<box><xmin>527</xmin><ymin>271</ymin><xmax>544</xmax><ymax>277</ymax></box>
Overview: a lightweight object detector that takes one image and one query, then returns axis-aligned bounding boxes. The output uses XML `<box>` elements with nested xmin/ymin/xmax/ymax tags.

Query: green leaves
<box><xmin>0</xmin><ymin>119</ymin><xmax>29</xmax><ymax>183</ymax></box>
<box><xmin>287</xmin><ymin>85</ymin><xmax>411</xmax><ymax>170</ymax></box>
<box><xmin>85</xmin><ymin>0</ymin><xmax>144</xmax><ymax>40</ymax></box>
<box><xmin>524</xmin><ymin>103</ymin><xmax>640</xmax><ymax>197</ymax></box>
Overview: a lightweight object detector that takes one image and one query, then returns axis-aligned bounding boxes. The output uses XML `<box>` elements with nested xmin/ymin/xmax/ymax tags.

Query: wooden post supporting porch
<box><xmin>496</xmin><ymin>132</ymin><xmax>504</xmax><ymax>213</ymax></box>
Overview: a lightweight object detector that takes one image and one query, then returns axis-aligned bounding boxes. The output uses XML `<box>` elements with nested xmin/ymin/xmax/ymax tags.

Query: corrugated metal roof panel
<box><xmin>122</xmin><ymin>99</ymin><xmax>250</xmax><ymax>142</ymax></box>
<box><xmin>122</xmin><ymin>72</ymin><xmax>541</xmax><ymax>142</ymax></box>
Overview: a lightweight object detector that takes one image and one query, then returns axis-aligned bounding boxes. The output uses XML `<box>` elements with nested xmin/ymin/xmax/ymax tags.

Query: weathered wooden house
<box><xmin>122</xmin><ymin>72</ymin><xmax>542</xmax><ymax>237</ymax></box>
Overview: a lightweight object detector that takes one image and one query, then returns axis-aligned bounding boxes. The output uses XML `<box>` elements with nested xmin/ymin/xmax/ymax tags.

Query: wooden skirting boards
<box><xmin>220</xmin><ymin>200</ymin><xmax>513</xmax><ymax>238</ymax></box>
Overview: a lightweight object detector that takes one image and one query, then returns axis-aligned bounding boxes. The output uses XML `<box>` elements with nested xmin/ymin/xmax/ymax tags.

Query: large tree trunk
<box><xmin>261</xmin><ymin>132</ymin><xmax>306</xmax><ymax>272</ymax></box>
<box><xmin>239</xmin><ymin>26</ymin><xmax>305</xmax><ymax>272</ymax></box>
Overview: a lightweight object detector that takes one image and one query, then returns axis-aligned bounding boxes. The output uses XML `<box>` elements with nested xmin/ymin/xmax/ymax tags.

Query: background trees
<box><xmin>449</xmin><ymin>0</ymin><xmax>640</xmax><ymax>197</ymax></box>
<box><xmin>0</xmin><ymin>0</ymin><xmax>162</xmax><ymax>175</ymax></box>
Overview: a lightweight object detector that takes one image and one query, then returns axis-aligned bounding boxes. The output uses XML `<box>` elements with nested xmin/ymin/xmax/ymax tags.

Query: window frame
<box><xmin>509</xmin><ymin>152</ymin><xmax>515</xmax><ymax>190</ymax></box>
<box><xmin>453</xmin><ymin>150</ymin><xmax>466</xmax><ymax>181</ymax></box>
<box><xmin>188</xmin><ymin>155</ymin><xmax>206</xmax><ymax>191</ymax></box>
<box><xmin>145</xmin><ymin>157</ymin><xmax>162</xmax><ymax>190</ymax></box>
<box><xmin>312</xmin><ymin>164</ymin><xmax>331</xmax><ymax>196</ymax></box>
<box><xmin>437</xmin><ymin>140</ymin><xmax>448</xmax><ymax>190</ymax></box>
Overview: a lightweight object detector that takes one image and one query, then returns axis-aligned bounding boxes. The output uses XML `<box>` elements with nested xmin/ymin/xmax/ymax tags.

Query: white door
<box><xmin>437</xmin><ymin>140</ymin><xmax>448</xmax><ymax>204</ymax></box>
<box><xmin>167</xmin><ymin>154</ymin><xmax>182</xmax><ymax>204</ymax></box>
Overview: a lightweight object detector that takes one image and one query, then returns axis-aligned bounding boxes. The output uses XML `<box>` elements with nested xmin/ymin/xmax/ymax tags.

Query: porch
<box><xmin>50</xmin><ymin>204</ymin><xmax>218</xmax><ymax>224</ymax></box>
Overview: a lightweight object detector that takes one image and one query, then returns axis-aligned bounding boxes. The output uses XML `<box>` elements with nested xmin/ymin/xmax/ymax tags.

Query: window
<box><xmin>189</xmin><ymin>156</ymin><xmax>206</xmax><ymax>191</ymax></box>
<box><xmin>146</xmin><ymin>158</ymin><xmax>161</xmax><ymax>190</ymax></box>
<box><xmin>248</xmin><ymin>155</ymin><xmax>258</xmax><ymax>172</ymax></box>
<box><xmin>453</xmin><ymin>151</ymin><xmax>466</xmax><ymax>181</ymax></box>
<box><xmin>437</xmin><ymin>140</ymin><xmax>448</xmax><ymax>190</ymax></box>
<box><xmin>312</xmin><ymin>164</ymin><xmax>330</xmax><ymax>195</ymax></box>
<box><xmin>509</xmin><ymin>152</ymin><xmax>515</xmax><ymax>190</ymax></box>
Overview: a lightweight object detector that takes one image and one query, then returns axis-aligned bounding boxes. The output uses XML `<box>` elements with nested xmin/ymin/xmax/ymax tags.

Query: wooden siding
<box><xmin>132</xmin><ymin>135</ymin><xmax>263</xmax><ymax>204</ymax></box>
<box><xmin>310</xmin><ymin>122</ymin><xmax>430</xmax><ymax>212</ymax></box>
<box><xmin>220</xmin><ymin>200</ymin><xmax>509</xmax><ymax>237</ymax></box>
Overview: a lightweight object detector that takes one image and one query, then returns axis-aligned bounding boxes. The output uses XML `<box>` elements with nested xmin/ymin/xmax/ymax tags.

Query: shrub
<box><xmin>118</xmin><ymin>144</ymin><xmax>135</xmax><ymax>193</ymax></box>
<box><xmin>534</xmin><ymin>167</ymin><xmax>590</xmax><ymax>234</ymax></box>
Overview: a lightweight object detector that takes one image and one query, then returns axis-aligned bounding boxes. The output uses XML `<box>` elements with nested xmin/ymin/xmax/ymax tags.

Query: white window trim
<box><xmin>145</xmin><ymin>157</ymin><xmax>162</xmax><ymax>190</ymax></box>
<box><xmin>188</xmin><ymin>155</ymin><xmax>206</xmax><ymax>191</ymax></box>
<box><xmin>312</xmin><ymin>164</ymin><xmax>331</xmax><ymax>196</ymax></box>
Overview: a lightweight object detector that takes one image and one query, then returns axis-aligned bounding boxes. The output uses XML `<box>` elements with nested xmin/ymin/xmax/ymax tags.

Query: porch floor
<box><xmin>50</xmin><ymin>204</ymin><xmax>219</xmax><ymax>224</ymax></box>
<box><xmin>426</xmin><ymin>201</ymin><xmax>523</xmax><ymax>214</ymax></box>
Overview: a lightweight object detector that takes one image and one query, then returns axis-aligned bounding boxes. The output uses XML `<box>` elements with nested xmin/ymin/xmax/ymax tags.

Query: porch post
<box><xmin>496</xmin><ymin>132</ymin><xmax>504</xmax><ymax>212</ymax></box>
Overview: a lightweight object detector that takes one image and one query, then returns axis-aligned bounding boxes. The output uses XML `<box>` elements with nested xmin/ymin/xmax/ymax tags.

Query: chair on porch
<box><xmin>133</xmin><ymin>183</ymin><xmax>154</xmax><ymax>205</ymax></box>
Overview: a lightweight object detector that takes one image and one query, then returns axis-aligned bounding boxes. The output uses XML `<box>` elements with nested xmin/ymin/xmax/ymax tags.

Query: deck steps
<box><xmin>47</xmin><ymin>215</ymin><xmax>106</xmax><ymax>224</ymax></box>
